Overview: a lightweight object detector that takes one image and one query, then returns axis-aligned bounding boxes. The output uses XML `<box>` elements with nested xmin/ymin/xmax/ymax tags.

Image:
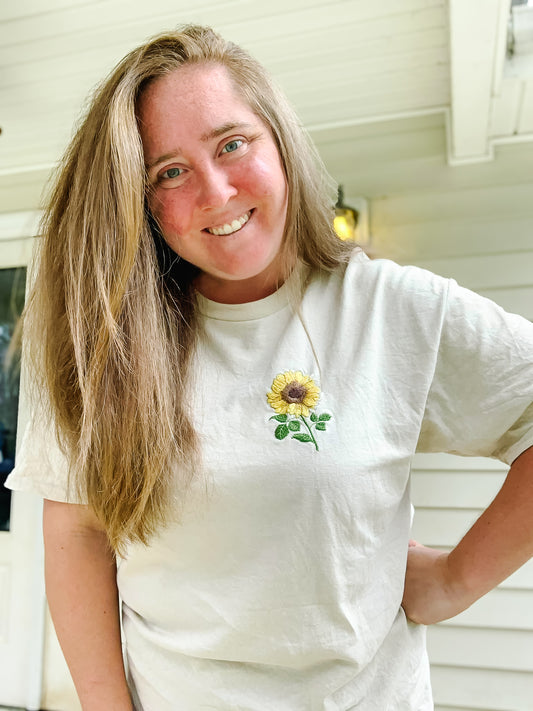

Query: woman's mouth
<box><xmin>206</xmin><ymin>210</ymin><xmax>252</xmax><ymax>236</ymax></box>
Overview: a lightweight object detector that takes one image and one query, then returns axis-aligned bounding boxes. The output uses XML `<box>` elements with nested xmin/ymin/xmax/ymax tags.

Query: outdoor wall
<box><xmin>368</xmin><ymin>132</ymin><xmax>533</xmax><ymax>711</ymax></box>
<box><xmin>2</xmin><ymin>113</ymin><xmax>533</xmax><ymax>710</ymax></box>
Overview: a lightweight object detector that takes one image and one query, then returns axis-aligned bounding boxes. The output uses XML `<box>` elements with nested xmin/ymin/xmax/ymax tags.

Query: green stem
<box><xmin>300</xmin><ymin>415</ymin><xmax>319</xmax><ymax>451</ymax></box>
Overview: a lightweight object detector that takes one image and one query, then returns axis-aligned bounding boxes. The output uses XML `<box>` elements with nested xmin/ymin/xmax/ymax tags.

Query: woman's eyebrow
<box><xmin>201</xmin><ymin>121</ymin><xmax>254</xmax><ymax>142</ymax></box>
<box><xmin>146</xmin><ymin>122</ymin><xmax>256</xmax><ymax>171</ymax></box>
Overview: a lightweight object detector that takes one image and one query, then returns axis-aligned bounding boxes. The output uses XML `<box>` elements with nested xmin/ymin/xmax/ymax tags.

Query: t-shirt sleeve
<box><xmin>416</xmin><ymin>278</ymin><xmax>533</xmax><ymax>465</ymax></box>
<box><xmin>4</xmin><ymin>406</ymin><xmax>84</xmax><ymax>504</ymax></box>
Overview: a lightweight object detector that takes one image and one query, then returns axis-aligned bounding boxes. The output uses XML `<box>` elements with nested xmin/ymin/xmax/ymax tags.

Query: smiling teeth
<box><xmin>207</xmin><ymin>211</ymin><xmax>250</xmax><ymax>236</ymax></box>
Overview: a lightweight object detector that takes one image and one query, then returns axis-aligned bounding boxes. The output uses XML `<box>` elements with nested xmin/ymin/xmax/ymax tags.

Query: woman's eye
<box><xmin>161</xmin><ymin>167</ymin><xmax>182</xmax><ymax>180</ymax></box>
<box><xmin>221</xmin><ymin>139</ymin><xmax>243</xmax><ymax>154</ymax></box>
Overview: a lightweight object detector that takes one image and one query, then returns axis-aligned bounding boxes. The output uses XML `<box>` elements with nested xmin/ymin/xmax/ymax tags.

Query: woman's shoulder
<box><xmin>322</xmin><ymin>248</ymin><xmax>451</xmax><ymax>305</ymax></box>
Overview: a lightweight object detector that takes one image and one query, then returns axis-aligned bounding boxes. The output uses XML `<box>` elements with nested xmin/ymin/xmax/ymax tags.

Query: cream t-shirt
<box><xmin>7</xmin><ymin>251</ymin><xmax>533</xmax><ymax>710</ymax></box>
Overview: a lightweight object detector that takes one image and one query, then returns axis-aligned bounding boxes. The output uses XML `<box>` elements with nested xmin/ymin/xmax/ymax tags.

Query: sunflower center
<box><xmin>281</xmin><ymin>381</ymin><xmax>307</xmax><ymax>404</ymax></box>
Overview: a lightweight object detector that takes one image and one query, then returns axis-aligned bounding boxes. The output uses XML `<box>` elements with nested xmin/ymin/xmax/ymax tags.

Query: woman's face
<box><xmin>138</xmin><ymin>63</ymin><xmax>289</xmax><ymax>303</ymax></box>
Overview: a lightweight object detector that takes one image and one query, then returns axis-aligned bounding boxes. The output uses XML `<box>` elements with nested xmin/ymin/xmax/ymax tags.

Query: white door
<box><xmin>0</xmin><ymin>210</ymin><xmax>45</xmax><ymax>709</ymax></box>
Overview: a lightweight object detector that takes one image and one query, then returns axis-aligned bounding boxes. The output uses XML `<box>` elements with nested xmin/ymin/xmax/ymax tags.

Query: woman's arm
<box><xmin>43</xmin><ymin>499</ymin><xmax>133</xmax><ymax>711</ymax></box>
<box><xmin>402</xmin><ymin>445</ymin><xmax>533</xmax><ymax>625</ymax></box>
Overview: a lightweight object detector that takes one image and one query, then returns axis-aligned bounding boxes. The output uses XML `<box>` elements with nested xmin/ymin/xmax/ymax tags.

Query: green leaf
<box><xmin>315</xmin><ymin>422</ymin><xmax>327</xmax><ymax>431</ymax></box>
<box><xmin>270</xmin><ymin>414</ymin><xmax>288</xmax><ymax>422</ymax></box>
<box><xmin>288</xmin><ymin>420</ymin><xmax>301</xmax><ymax>432</ymax></box>
<box><xmin>318</xmin><ymin>413</ymin><xmax>332</xmax><ymax>421</ymax></box>
<box><xmin>292</xmin><ymin>433</ymin><xmax>313</xmax><ymax>443</ymax></box>
<box><xmin>310</xmin><ymin>413</ymin><xmax>318</xmax><ymax>422</ymax></box>
<box><xmin>275</xmin><ymin>424</ymin><xmax>290</xmax><ymax>440</ymax></box>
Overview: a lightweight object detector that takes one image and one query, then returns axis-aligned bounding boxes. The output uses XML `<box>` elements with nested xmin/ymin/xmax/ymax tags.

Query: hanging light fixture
<box><xmin>334</xmin><ymin>186</ymin><xmax>359</xmax><ymax>241</ymax></box>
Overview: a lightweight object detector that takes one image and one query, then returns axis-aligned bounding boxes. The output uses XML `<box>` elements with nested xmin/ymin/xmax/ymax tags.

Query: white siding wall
<box><xmin>361</xmin><ymin>127</ymin><xmax>533</xmax><ymax>710</ymax></box>
<box><xmin>2</xmin><ymin>114</ymin><xmax>533</xmax><ymax>709</ymax></box>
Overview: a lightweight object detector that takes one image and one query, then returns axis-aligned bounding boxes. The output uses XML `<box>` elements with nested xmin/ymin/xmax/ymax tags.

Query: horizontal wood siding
<box><xmin>0</xmin><ymin>0</ymin><xmax>449</xmax><ymax>174</ymax></box>
<box><xmin>412</xmin><ymin>455</ymin><xmax>533</xmax><ymax>708</ymax></box>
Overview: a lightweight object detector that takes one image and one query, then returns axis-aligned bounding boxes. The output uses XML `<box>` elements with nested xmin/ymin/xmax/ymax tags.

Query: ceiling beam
<box><xmin>448</xmin><ymin>0</ymin><xmax>510</xmax><ymax>164</ymax></box>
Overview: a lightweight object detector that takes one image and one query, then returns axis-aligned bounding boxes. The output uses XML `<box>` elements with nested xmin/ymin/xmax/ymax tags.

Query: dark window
<box><xmin>0</xmin><ymin>267</ymin><xmax>26</xmax><ymax>531</ymax></box>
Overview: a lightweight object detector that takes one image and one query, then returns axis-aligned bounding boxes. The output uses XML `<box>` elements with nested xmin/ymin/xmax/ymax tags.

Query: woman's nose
<box><xmin>198</xmin><ymin>164</ymin><xmax>238</xmax><ymax>210</ymax></box>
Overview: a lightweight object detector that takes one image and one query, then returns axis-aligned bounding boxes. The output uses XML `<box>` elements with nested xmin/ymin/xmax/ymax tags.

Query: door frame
<box><xmin>0</xmin><ymin>209</ymin><xmax>45</xmax><ymax>710</ymax></box>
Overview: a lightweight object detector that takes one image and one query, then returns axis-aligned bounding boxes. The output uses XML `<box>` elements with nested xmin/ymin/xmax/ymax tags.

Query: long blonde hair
<box><xmin>24</xmin><ymin>25</ymin><xmax>353</xmax><ymax>552</ymax></box>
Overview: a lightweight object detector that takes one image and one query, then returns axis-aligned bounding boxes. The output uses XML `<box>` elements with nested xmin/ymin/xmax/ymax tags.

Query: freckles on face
<box><xmin>138</xmin><ymin>64</ymin><xmax>289</xmax><ymax>302</ymax></box>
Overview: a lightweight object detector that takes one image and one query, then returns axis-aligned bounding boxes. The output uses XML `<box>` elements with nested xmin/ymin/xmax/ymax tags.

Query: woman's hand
<box><xmin>402</xmin><ymin>540</ymin><xmax>473</xmax><ymax>625</ymax></box>
<box><xmin>403</xmin><ymin>446</ymin><xmax>533</xmax><ymax>626</ymax></box>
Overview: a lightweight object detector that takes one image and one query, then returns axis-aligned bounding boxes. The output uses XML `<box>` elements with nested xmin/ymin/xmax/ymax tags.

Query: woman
<box><xmin>6</xmin><ymin>25</ymin><xmax>533</xmax><ymax>710</ymax></box>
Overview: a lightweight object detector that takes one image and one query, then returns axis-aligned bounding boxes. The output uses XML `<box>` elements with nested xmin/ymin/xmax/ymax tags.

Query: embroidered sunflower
<box><xmin>266</xmin><ymin>370</ymin><xmax>332</xmax><ymax>451</ymax></box>
<box><xmin>267</xmin><ymin>370</ymin><xmax>320</xmax><ymax>417</ymax></box>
